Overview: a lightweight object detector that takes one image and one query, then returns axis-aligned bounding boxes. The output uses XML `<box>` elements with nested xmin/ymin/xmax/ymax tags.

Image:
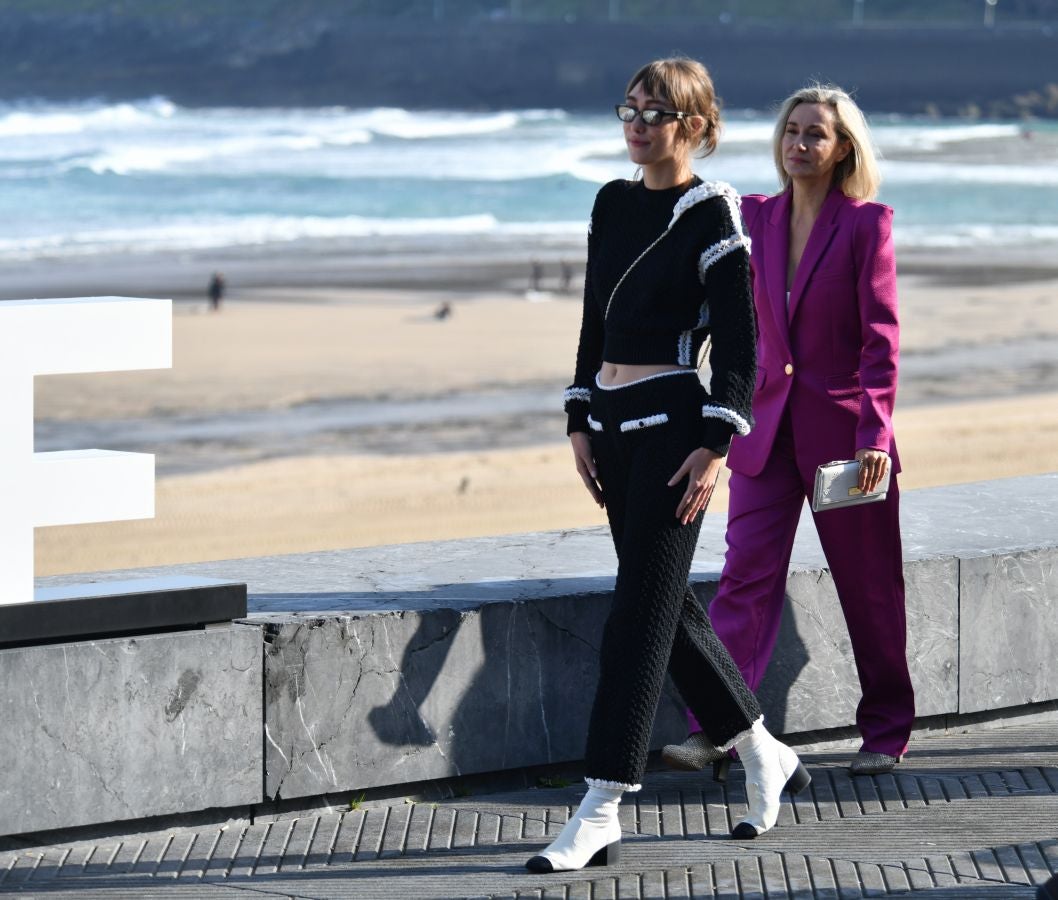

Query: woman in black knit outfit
<box><xmin>526</xmin><ymin>58</ymin><xmax>810</xmax><ymax>875</ymax></box>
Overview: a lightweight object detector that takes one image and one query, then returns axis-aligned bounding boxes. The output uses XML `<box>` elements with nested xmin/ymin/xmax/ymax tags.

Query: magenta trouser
<box><xmin>687</xmin><ymin>414</ymin><xmax>915</xmax><ymax>757</ymax></box>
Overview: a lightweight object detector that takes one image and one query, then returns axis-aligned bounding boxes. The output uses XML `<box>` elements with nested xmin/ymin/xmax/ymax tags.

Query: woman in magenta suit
<box><xmin>664</xmin><ymin>84</ymin><xmax>915</xmax><ymax>776</ymax></box>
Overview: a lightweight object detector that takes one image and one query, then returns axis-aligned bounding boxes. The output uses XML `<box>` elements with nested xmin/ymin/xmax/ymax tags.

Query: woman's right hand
<box><xmin>570</xmin><ymin>431</ymin><xmax>604</xmax><ymax>508</ymax></box>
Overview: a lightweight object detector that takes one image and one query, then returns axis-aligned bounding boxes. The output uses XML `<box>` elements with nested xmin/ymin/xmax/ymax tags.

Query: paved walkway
<box><xmin>1</xmin><ymin>723</ymin><xmax>1055</xmax><ymax>898</ymax></box>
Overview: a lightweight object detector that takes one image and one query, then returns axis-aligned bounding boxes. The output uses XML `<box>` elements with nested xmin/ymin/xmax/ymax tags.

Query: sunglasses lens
<box><xmin>615</xmin><ymin>105</ymin><xmax>635</xmax><ymax>122</ymax></box>
<box><xmin>641</xmin><ymin>110</ymin><xmax>661</xmax><ymax>125</ymax></box>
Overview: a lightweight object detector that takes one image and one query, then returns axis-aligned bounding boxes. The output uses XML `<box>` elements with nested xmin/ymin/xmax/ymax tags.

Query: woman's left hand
<box><xmin>668</xmin><ymin>447</ymin><xmax>723</xmax><ymax>525</ymax></box>
<box><xmin>855</xmin><ymin>447</ymin><xmax>890</xmax><ymax>494</ymax></box>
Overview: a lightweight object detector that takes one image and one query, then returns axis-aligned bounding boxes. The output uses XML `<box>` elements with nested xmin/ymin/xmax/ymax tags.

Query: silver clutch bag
<box><xmin>812</xmin><ymin>459</ymin><xmax>890</xmax><ymax>512</ymax></box>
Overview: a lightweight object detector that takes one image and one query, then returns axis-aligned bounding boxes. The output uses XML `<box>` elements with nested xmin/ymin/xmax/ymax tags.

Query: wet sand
<box><xmin>24</xmin><ymin>249</ymin><xmax>1058</xmax><ymax>576</ymax></box>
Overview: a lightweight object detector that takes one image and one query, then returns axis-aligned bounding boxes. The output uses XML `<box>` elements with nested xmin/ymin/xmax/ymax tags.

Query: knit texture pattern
<box><xmin>563</xmin><ymin>177</ymin><xmax>757</xmax><ymax>455</ymax></box>
<box><xmin>583</xmin><ymin>374</ymin><xmax>760</xmax><ymax>787</ymax></box>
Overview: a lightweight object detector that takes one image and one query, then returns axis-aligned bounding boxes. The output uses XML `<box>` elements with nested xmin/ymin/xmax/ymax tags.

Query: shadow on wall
<box><xmin>257</xmin><ymin>574</ymin><xmax>810</xmax><ymax>800</ymax></box>
<box><xmin>690</xmin><ymin>581</ymin><xmax>811</xmax><ymax>736</ymax></box>
<box><xmin>361</xmin><ymin>589</ymin><xmax>613</xmax><ymax>775</ymax></box>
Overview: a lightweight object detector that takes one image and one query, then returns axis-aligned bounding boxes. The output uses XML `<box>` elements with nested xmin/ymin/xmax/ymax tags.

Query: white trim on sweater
<box><xmin>619</xmin><ymin>413</ymin><xmax>669</xmax><ymax>432</ymax></box>
<box><xmin>564</xmin><ymin>386</ymin><xmax>591</xmax><ymax>406</ymax></box>
<box><xmin>677</xmin><ymin>329</ymin><xmax>694</xmax><ymax>366</ymax></box>
<box><xmin>668</xmin><ymin>180</ymin><xmax>741</xmax><ymax>228</ymax></box>
<box><xmin>698</xmin><ymin>233</ymin><xmax>752</xmax><ymax>283</ymax></box>
<box><xmin>594</xmin><ymin>369</ymin><xmax>696</xmax><ymax>391</ymax></box>
<box><xmin>702</xmin><ymin>403</ymin><xmax>752</xmax><ymax>436</ymax></box>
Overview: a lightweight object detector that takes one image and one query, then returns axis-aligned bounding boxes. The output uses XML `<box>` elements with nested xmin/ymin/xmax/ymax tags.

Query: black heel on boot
<box><xmin>588</xmin><ymin>840</ymin><xmax>620</xmax><ymax>867</ymax></box>
<box><xmin>785</xmin><ymin>761</ymin><xmax>811</xmax><ymax>795</ymax></box>
<box><xmin>526</xmin><ymin>839</ymin><xmax>620</xmax><ymax>873</ymax></box>
<box><xmin>712</xmin><ymin>755</ymin><xmax>732</xmax><ymax>783</ymax></box>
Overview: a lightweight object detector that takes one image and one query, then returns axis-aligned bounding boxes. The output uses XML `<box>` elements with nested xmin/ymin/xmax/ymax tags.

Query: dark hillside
<box><xmin>0</xmin><ymin>4</ymin><xmax>1054</xmax><ymax>115</ymax></box>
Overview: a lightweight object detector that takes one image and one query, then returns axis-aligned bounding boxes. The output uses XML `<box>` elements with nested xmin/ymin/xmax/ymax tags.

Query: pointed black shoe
<box><xmin>849</xmin><ymin>750</ymin><xmax>902</xmax><ymax>776</ymax></box>
<box><xmin>660</xmin><ymin>733</ymin><xmax>731</xmax><ymax>782</ymax></box>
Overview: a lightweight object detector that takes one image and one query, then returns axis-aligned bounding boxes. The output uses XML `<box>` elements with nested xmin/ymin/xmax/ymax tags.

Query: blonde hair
<box><xmin>772</xmin><ymin>84</ymin><xmax>881</xmax><ymax>200</ymax></box>
<box><xmin>625</xmin><ymin>57</ymin><xmax>721</xmax><ymax>158</ymax></box>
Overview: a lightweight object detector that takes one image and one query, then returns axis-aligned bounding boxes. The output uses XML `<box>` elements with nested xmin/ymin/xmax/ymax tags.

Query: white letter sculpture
<box><xmin>0</xmin><ymin>297</ymin><xmax>171</xmax><ymax>606</ymax></box>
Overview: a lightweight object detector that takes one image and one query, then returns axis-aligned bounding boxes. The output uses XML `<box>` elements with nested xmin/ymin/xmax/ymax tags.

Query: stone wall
<box><xmin>1</xmin><ymin>624</ymin><xmax>262</xmax><ymax>836</ymax></box>
<box><xmin>9</xmin><ymin>473</ymin><xmax>1056</xmax><ymax>836</ymax></box>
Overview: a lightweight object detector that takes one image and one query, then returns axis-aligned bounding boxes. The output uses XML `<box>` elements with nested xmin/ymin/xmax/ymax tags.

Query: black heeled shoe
<box><xmin>849</xmin><ymin>750</ymin><xmax>903</xmax><ymax>776</ymax></box>
<box><xmin>712</xmin><ymin>754</ymin><xmax>732</xmax><ymax>783</ymax></box>
<box><xmin>661</xmin><ymin>733</ymin><xmax>730</xmax><ymax>782</ymax></box>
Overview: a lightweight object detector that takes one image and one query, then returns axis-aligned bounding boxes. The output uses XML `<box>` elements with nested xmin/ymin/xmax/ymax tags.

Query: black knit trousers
<box><xmin>584</xmin><ymin>372</ymin><xmax>761</xmax><ymax>788</ymax></box>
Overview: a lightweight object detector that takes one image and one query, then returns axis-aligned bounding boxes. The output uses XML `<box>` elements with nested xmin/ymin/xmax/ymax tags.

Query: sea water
<box><xmin>1</xmin><ymin>98</ymin><xmax>1056</xmax><ymax>262</ymax></box>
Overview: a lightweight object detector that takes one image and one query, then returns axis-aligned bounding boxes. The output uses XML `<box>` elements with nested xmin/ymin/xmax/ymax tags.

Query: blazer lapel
<box><xmin>763</xmin><ymin>190</ymin><xmax>792</xmax><ymax>352</ymax></box>
<box><xmin>787</xmin><ymin>187</ymin><xmax>844</xmax><ymax>324</ymax></box>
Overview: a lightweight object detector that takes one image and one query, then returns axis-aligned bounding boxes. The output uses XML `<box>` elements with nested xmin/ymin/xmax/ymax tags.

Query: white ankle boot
<box><xmin>730</xmin><ymin>718</ymin><xmax>811</xmax><ymax>839</ymax></box>
<box><xmin>525</xmin><ymin>783</ymin><xmax>624</xmax><ymax>873</ymax></box>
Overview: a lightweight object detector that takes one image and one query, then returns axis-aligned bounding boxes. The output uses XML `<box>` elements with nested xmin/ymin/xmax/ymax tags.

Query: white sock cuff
<box><xmin>719</xmin><ymin>715</ymin><xmax>765</xmax><ymax>752</ymax></box>
<box><xmin>584</xmin><ymin>777</ymin><xmax>641</xmax><ymax>793</ymax></box>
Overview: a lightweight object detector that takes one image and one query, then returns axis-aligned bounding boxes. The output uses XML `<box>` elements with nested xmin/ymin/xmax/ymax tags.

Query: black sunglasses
<box><xmin>615</xmin><ymin>105</ymin><xmax>686</xmax><ymax>126</ymax></box>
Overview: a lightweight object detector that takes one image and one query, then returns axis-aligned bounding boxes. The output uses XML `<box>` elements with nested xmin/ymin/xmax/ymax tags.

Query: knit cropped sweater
<box><xmin>563</xmin><ymin>176</ymin><xmax>757</xmax><ymax>455</ymax></box>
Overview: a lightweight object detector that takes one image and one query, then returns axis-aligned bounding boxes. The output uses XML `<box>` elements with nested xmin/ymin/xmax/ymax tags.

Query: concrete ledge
<box><xmin>28</xmin><ymin>473</ymin><xmax>1058</xmax><ymax>822</ymax></box>
<box><xmin>1</xmin><ymin>624</ymin><xmax>263</xmax><ymax>837</ymax></box>
<box><xmin>2</xmin><ymin>575</ymin><xmax>247</xmax><ymax>648</ymax></box>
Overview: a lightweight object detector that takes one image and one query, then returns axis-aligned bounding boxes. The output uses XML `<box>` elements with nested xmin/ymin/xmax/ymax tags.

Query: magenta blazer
<box><xmin>728</xmin><ymin>187</ymin><xmax>901</xmax><ymax>477</ymax></box>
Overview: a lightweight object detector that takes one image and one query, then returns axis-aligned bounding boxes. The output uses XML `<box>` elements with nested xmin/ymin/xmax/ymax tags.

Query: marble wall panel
<box><xmin>0</xmin><ymin>624</ymin><xmax>262</xmax><ymax>837</ymax></box>
<box><xmin>262</xmin><ymin>591</ymin><xmax>688</xmax><ymax>801</ymax></box>
<box><xmin>959</xmin><ymin>548</ymin><xmax>1058</xmax><ymax>713</ymax></box>
<box><xmin>264</xmin><ymin>558</ymin><xmax>965</xmax><ymax>800</ymax></box>
<box><xmin>751</xmin><ymin>558</ymin><xmax>959</xmax><ymax>734</ymax></box>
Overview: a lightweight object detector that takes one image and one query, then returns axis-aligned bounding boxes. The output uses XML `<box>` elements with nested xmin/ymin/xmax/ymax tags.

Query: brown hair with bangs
<box><xmin>625</xmin><ymin>57</ymin><xmax>721</xmax><ymax>158</ymax></box>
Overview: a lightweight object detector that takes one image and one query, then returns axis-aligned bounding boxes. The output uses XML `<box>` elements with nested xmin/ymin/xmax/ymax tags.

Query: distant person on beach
<box><xmin>559</xmin><ymin>259</ymin><xmax>573</xmax><ymax>293</ymax></box>
<box><xmin>526</xmin><ymin>57</ymin><xmax>810</xmax><ymax>875</ymax></box>
<box><xmin>663</xmin><ymin>84</ymin><xmax>915</xmax><ymax>778</ymax></box>
<box><xmin>208</xmin><ymin>272</ymin><xmax>225</xmax><ymax>311</ymax></box>
<box><xmin>529</xmin><ymin>258</ymin><xmax>543</xmax><ymax>292</ymax></box>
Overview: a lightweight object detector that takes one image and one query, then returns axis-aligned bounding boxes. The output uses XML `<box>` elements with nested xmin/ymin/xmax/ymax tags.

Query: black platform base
<box><xmin>1</xmin><ymin>576</ymin><xmax>248</xmax><ymax>649</ymax></box>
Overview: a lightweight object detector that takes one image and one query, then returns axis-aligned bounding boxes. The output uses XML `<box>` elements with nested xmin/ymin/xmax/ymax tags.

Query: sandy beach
<box><xmin>28</xmin><ymin>249</ymin><xmax>1058</xmax><ymax>577</ymax></box>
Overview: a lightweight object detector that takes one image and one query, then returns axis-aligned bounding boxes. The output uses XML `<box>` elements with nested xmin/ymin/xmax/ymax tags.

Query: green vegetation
<box><xmin>2</xmin><ymin>0</ymin><xmax>1056</xmax><ymax>23</ymax></box>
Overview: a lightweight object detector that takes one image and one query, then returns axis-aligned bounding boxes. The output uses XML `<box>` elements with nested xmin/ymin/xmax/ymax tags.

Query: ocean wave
<box><xmin>882</xmin><ymin>158</ymin><xmax>1058</xmax><ymax>186</ymax></box>
<box><xmin>894</xmin><ymin>223</ymin><xmax>1058</xmax><ymax>248</ymax></box>
<box><xmin>1</xmin><ymin>99</ymin><xmax>1054</xmax><ymax>262</ymax></box>
<box><xmin>75</xmin><ymin>132</ymin><xmax>372</xmax><ymax>176</ymax></box>
<box><xmin>0</xmin><ymin>97</ymin><xmax>175</xmax><ymax>137</ymax></box>
<box><xmin>0</xmin><ymin>100</ymin><xmax>571</xmax><ymax>175</ymax></box>
<box><xmin>0</xmin><ymin>213</ymin><xmax>589</xmax><ymax>260</ymax></box>
<box><xmin>360</xmin><ymin>108</ymin><xmax>522</xmax><ymax>139</ymax></box>
<box><xmin>873</xmin><ymin>121</ymin><xmax>1022</xmax><ymax>151</ymax></box>
<box><xmin>5</xmin><ymin>211</ymin><xmax>1057</xmax><ymax>262</ymax></box>
<box><xmin>716</xmin><ymin>120</ymin><xmax>776</xmax><ymax>143</ymax></box>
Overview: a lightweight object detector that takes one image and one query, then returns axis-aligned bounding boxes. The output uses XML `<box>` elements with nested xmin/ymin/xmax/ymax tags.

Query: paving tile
<box><xmin>1</xmin><ymin>724</ymin><xmax>1056</xmax><ymax>899</ymax></box>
